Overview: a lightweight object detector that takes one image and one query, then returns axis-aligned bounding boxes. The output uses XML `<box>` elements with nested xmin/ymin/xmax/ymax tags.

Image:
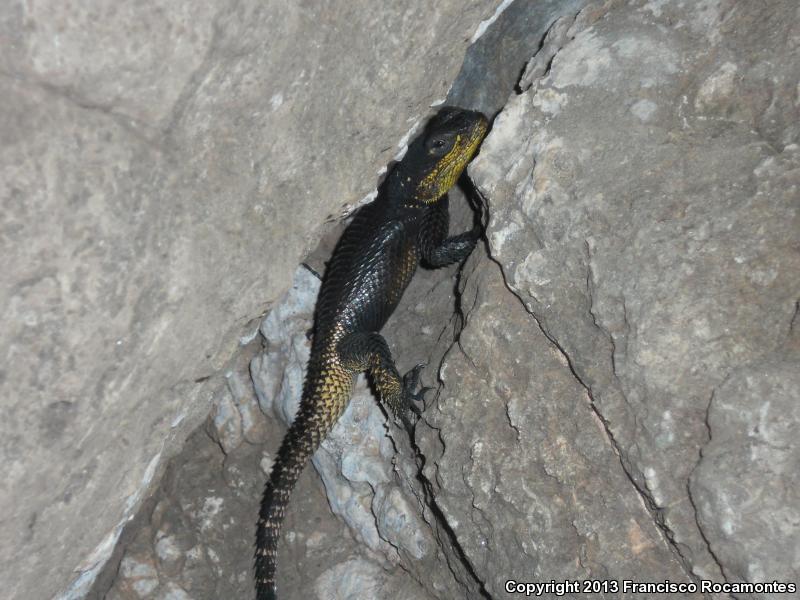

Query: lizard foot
<box><xmin>400</xmin><ymin>364</ymin><xmax>432</xmax><ymax>428</ymax></box>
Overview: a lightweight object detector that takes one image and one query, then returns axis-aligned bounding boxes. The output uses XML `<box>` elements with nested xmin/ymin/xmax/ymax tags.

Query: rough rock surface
<box><xmin>102</xmin><ymin>266</ymin><xmax>456</xmax><ymax>600</ymax></box>
<box><xmin>101</xmin><ymin>349</ymin><xmax>427</xmax><ymax>600</ymax></box>
<box><xmin>472</xmin><ymin>0</ymin><xmax>800</xmax><ymax>592</ymax></box>
<box><xmin>447</xmin><ymin>0</ymin><xmax>587</xmax><ymax>118</ymax></box>
<box><xmin>0</xmin><ymin>1</ymin><xmax>504</xmax><ymax>598</ymax></box>
<box><xmin>239</xmin><ymin>0</ymin><xmax>799</xmax><ymax>595</ymax></box>
<box><xmin>32</xmin><ymin>0</ymin><xmax>800</xmax><ymax>598</ymax></box>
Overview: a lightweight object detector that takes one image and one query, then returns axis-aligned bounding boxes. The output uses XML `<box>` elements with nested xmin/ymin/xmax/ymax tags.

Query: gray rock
<box><xmin>227</xmin><ymin>369</ymin><xmax>269</xmax><ymax>445</ymax></box>
<box><xmin>471</xmin><ymin>0</ymin><xmax>800</xmax><ymax>590</ymax></box>
<box><xmin>117</xmin><ymin>554</ymin><xmax>160</xmax><ymax>599</ymax></box>
<box><xmin>691</xmin><ymin>357</ymin><xmax>800</xmax><ymax>591</ymax></box>
<box><xmin>398</xmin><ymin>263</ymin><xmax>693</xmax><ymax>598</ymax></box>
<box><xmin>156</xmin><ymin>583</ymin><xmax>193</xmax><ymax>600</ymax></box>
<box><xmin>101</xmin><ymin>393</ymin><xmax>417</xmax><ymax>600</ymax></box>
<box><xmin>206</xmin><ymin>367</ymin><xmax>267</xmax><ymax>454</ymax></box>
<box><xmin>153</xmin><ymin>532</ymin><xmax>185</xmax><ymax>576</ymax></box>
<box><xmin>0</xmin><ymin>1</ymin><xmax>504</xmax><ymax>597</ymax></box>
<box><xmin>448</xmin><ymin>0</ymin><xmax>588</xmax><ymax>117</ymax></box>
<box><xmin>50</xmin><ymin>0</ymin><xmax>800</xmax><ymax>597</ymax></box>
<box><xmin>207</xmin><ymin>388</ymin><xmax>244</xmax><ymax>455</ymax></box>
<box><xmin>253</xmin><ymin>268</ymin><xmax>321</xmax><ymax>425</ymax></box>
<box><xmin>312</xmin><ymin>557</ymin><xmax>428</xmax><ymax>600</ymax></box>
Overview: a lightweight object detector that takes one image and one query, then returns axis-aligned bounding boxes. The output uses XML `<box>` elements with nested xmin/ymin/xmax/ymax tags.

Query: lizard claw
<box><xmin>403</xmin><ymin>363</ymin><xmax>427</xmax><ymax>391</ymax></box>
<box><xmin>412</xmin><ymin>386</ymin><xmax>433</xmax><ymax>405</ymax></box>
<box><xmin>400</xmin><ymin>365</ymin><xmax>431</xmax><ymax>429</ymax></box>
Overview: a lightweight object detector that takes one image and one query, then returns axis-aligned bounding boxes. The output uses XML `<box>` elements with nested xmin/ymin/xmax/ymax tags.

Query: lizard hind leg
<box><xmin>338</xmin><ymin>331</ymin><xmax>431</xmax><ymax>425</ymax></box>
<box><xmin>401</xmin><ymin>362</ymin><xmax>431</xmax><ymax>416</ymax></box>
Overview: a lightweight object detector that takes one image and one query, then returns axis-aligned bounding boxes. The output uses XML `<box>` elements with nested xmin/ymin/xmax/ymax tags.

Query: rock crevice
<box><xmin>28</xmin><ymin>1</ymin><xmax>799</xmax><ymax>598</ymax></box>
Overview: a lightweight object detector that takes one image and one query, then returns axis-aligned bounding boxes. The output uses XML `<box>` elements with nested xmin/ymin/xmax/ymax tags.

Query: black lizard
<box><xmin>255</xmin><ymin>106</ymin><xmax>488</xmax><ymax>600</ymax></box>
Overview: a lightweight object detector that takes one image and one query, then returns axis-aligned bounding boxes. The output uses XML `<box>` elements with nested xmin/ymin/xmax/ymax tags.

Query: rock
<box><xmin>101</xmin><ymin>413</ymin><xmax>411</xmax><ymax>600</ymax></box>
<box><xmin>690</xmin><ymin>358</ymin><xmax>800</xmax><ymax>588</ymax></box>
<box><xmin>153</xmin><ymin>532</ymin><xmax>185</xmax><ymax>576</ymax></box>
<box><xmin>206</xmin><ymin>389</ymin><xmax>243</xmax><ymax>455</ymax></box>
<box><xmin>68</xmin><ymin>0</ymin><xmax>800</xmax><ymax>597</ymax></box>
<box><xmin>156</xmin><ymin>583</ymin><xmax>193</xmax><ymax>600</ymax></box>
<box><xmin>253</xmin><ymin>268</ymin><xmax>321</xmax><ymax>424</ymax></box>
<box><xmin>227</xmin><ymin>369</ymin><xmax>269</xmax><ymax>445</ymax></box>
<box><xmin>313</xmin><ymin>558</ymin><xmax>428</xmax><ymax>600</ymax></box>
<box><xmin>114</xmin><ymin>552</ymin><xmax>161</xmax><ymax>599</ymax></box>
<box><xmin>0</xmin><ymin>1</ymin><xmax>504</xmax><ymax>597</ymax></box>
<box><xmin>471</xmin><ymin>0</ymin><xmax>800</xmax><ymax>590</ymax></box>
<box><xmin>395</xmin><ymin>263</ymin><xmax>692</xmax><ymax>598</ymax></box>
<box><xmin>206</xmin><ymin>366</ymin><xmax>267</xmax><ymax>454</ymax></box>
<box><xmin>447</xmin><ymin>0</ymin><xmax>588</xmax><ymax>117</ymax></box>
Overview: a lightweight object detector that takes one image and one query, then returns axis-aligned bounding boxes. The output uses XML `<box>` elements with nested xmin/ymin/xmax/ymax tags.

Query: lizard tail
<box><xmin>253</xmin><ymin>409</ymin><xmax>325</xmax><ymax>600</ymax></box>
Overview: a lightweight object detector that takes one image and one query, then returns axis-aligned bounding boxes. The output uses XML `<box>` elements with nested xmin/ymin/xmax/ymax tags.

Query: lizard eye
<box><xmin>428</xmin><ymin>137</ymin><xmax>450</xmax><ymax>156</ymax></box>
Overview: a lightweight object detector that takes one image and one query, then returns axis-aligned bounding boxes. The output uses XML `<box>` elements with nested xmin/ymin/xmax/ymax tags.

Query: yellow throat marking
<box><xmin>415</xmin><ymin>122</ymin><xmax>487</xmax><ymax>203</ymax></box>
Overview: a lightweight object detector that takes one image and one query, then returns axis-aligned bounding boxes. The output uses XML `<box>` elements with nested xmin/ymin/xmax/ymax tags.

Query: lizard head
<box><xmin>395</xmin><ymin>107</ymin><xmax>488</xmax><ymax>204</ymax></box>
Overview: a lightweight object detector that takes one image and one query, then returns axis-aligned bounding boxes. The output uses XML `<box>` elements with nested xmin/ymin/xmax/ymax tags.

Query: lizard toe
<box><xmin>402</xmin><ymin>363</ymin><xmax>427</xmax><ymax>390</ymax></box>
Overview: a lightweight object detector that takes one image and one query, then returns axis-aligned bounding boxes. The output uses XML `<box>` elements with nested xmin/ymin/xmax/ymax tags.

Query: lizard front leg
<box><xmin>425</xmin><ymin>230</ymin><xmax>480</xmax><ymax>267</ymax></box>
<box><xmin>420</xmin><ymin>194</ymin><xmax>481</xmax><ymax>268</ymax></box>
<box><xmin>338</xmin><ymin>332</ymin><xmax>430</xmax><ymax>427</ymax></box>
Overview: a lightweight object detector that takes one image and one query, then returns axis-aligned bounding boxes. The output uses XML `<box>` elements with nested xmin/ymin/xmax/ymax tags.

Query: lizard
<box><xmin>254</xmin><ymin>106</ymin><xmax>488</xmax><ymax>600</ymax></box>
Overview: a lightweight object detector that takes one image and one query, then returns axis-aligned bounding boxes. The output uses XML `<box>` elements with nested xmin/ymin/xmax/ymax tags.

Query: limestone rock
<box><xmin>447</xmin><ymin>0</ymin><xmax>587</xmax><ymax>118</ymax></box>
<box><xmin>691</xmin><ymin>358</ymin><xmax>800</xmax><ymax>588</ymax></box>
<box><xmin>0</xmin><ymin>1</ymin><xmax>503</xmax><ymax>598</ymax></box>
<box><xmin>471</xmin><ymin>0</ymin><xmax>800</xmax><ymax>591</ymax></box>
<box><xmin>24</xmin><ymin>0</ymin><xmax>800</xmax><ymax>597</ymax></box>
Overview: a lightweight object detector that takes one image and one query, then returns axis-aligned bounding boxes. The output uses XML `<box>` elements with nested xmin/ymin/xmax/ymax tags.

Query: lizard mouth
<box><xmin>450</xmin><ymin>116</ymin><xmax>488</xmax><ymax>176</ymax></box>
<box><xmin>462</xmin><ymin>114</ymin><xmax>489</xmax><ymax>159</ymax></box>
<box><xmin>417</xmin><ymin>112</ymin><xmax>488</xmax><ymax>202</ymax></box>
